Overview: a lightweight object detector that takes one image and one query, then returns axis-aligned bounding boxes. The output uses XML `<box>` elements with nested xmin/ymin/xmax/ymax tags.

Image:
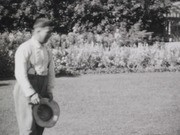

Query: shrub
<box><xmin>52</xmin><ymin>40</ymin><xmax>180</xmax><ymax>75</ymax></box>
<box><xmin>1</xmin><ymin>31</ymin><xmax>180</xmax><ymax>78</ymax></box>
<box><xmin>0</xmin><ymin>31</ymin><xmax>31</xmax><ymax>78</ymax></box>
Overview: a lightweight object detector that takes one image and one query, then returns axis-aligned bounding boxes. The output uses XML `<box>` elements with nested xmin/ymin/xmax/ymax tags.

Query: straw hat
<box><xmin>33</xmin><ymin>98</ymin><xmax>60</xmax><ymax>128</ymax></box>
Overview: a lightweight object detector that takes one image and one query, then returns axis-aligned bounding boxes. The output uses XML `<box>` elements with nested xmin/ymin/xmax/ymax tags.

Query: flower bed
<box><xmin>1</xmin><ymin>31</ymin><xmax>180</xmax><ymax>78</ymax></box>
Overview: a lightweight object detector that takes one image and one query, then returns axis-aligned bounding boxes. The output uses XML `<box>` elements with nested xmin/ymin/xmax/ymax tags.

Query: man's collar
<box><xmin>31</xmin><ymin>36</ymin><xmax>43</xmax><ymax>49</ymax></box>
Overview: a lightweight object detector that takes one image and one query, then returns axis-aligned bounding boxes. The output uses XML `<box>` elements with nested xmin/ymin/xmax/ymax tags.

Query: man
<box><xmin>13</xmin><ymin>18</ymin><xmax>55</xmax><ymax>135</ymax></box>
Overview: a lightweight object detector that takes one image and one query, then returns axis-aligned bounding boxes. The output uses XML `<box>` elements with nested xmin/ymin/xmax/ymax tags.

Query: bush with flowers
<box><xmin>0</xmin><ymin>31</ymin><xmax>31</xmax><ymax>78</ymax></box>
<box><xmin>50</xmin><ymin>31</ymin><xmax>180</xmax><ymax>75</ymax></box>
<box><xmin>1</xmin><ymin>29</ymin><xmax>180</xmax><ymax>78</ymax></box>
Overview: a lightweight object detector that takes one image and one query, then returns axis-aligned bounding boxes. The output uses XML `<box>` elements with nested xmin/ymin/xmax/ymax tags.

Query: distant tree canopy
<box><xmin>0</xmin><ymin>0</ymin><xmax>172</xmax><ymax>35</ymax></box>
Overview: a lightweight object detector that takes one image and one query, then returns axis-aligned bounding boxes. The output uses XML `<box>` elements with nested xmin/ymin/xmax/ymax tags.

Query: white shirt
<box><xmin>15</xmin><ymin>37</ymin><xmax>55</xmax><ymax>97</ymax></box>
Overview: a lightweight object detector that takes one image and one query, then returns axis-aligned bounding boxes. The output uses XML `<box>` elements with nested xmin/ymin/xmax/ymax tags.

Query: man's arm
<box><xmin>15</xmin><ymin>44</ymin><xmax>36</xmax><ymax>97</ymax></box>
<box><xmin>47</xmin><ymin>49</ymin><xmax>55</xmax><ymax>100</ymax></box>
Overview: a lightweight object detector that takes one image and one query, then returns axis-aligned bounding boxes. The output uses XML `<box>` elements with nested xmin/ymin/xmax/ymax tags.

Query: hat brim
<box><xmin>33</xmin><ymin>98</ymin><xmax>60</xmax><ymax>128</ymax></box>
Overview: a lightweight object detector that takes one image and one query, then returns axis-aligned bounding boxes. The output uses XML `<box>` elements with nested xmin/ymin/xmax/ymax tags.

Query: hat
<box><xmin>33</xmin><ymin>18</ymin><xmax>53</xmax><ymax>29</ymax></box>
<box><xmin>33</xmin><ymin>98</ymin><xmax>60</xmax><ymax>128</ymax></box>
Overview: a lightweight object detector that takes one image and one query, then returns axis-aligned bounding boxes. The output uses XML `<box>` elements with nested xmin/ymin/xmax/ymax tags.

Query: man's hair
<box><xmin>33</xmin><ymin>18</ymin><xmax>53</xmax><ymax>29</ymax></box>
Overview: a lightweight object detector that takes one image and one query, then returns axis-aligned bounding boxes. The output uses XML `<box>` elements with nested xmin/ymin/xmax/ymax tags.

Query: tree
<box><xmin>140</xmin><ymin>0</ymin><xmax>171</xmax><ymax>37</ymax></box>
<box><xmin>0</xmin><ymin>0</ymin><xmax>171</xmax><ymax>36</ymax></box>
<box><xmin>0</xmin><ymin>0</ymin><xmax>76</xmax><ymax>33</ymax></box>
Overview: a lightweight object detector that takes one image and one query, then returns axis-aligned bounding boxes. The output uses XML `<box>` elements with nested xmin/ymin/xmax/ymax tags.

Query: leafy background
<box><xmin>1</xmin><ymin>0</ymin><xmax>180</xmax><ymax>78</ymax></box>
<box><xmin>0</xmin><ymin>0</ymin><xmax>171</xmax><ymax>34</ymax></box>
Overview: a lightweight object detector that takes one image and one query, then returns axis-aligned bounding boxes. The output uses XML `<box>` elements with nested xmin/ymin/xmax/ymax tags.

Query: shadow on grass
<box><xmin>0</xmin><ymin>76</ymin><xmax>15</xmax><ymax>81</ymax></box>
<box><xmin>0</xmin><ymin>83</ymin><xmax>10</xmax><ymax>87</ymax></box>
<box><xmin>56</xmin><ymin>73</ymin><xmax>81</xmax><ymax>78</ymax></box>
<box><xmin>55</xmin><ymin>70</ymin><xmax>81</xmax><ymax>78</ymax></box>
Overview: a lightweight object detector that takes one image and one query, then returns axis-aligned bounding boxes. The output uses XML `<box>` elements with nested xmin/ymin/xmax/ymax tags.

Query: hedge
<box><xmin>0</xmin><ymin>31</ymin><xmax>180</xmax><ymax>78</ymax></box>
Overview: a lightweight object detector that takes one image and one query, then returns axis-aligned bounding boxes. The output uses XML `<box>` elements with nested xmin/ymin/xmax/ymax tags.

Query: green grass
<box><xmin>1</xmin><ymin>72</ymin><xmax>180</xmax><ymax>135</ymax></box>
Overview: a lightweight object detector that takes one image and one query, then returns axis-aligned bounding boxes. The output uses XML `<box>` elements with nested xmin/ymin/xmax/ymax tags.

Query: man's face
<box><xmin>38</xmin><ymin>26</ymin><xmax>53</xmax><ymax>44</ymax></box>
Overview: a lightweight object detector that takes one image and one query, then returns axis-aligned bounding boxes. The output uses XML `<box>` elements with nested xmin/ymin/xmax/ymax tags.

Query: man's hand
<box><xmin>47</xmin><ymin>92</ymin><xmax>53</xmax><ymax>102</ymax></box>
<box><xmin>30</xmin><ymin>93</ymin><xmax>40</xmax><ymax>104</ymax></box>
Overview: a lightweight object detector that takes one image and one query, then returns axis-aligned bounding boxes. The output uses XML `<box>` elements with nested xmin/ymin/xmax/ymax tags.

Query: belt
<box><xmin>28</xmin><ymin>68</ymin><xmax>48</xmax><ymax>76</ymax></box>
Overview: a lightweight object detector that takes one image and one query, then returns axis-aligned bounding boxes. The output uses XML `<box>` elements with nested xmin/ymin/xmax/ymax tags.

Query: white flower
<box><xmin>9</xmin><ymin>33</ymin><xmax>15</xmax><ymax>42</ymax></box>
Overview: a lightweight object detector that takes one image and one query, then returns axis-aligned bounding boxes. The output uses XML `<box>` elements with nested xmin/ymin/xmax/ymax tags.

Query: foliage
<box><xmin>1</xmin><ymin>30</ymin><xmax>180</xmax><ymax>78</ymax></box>
<box><xmin>0</xmin><ymin>31</ymin><xmax>31</xmax><ymax>78</ymax></box>
<box><xmin>0</xmin><ymin>0</ymin><xmax>76</xmax><ymax>33</ymax></box>
<box><xmin>0</xmin><ymin>0</ymin><xmax>171</xmax><ymax>36</ymax></box>
<box><xmin>140</xmin><ymin>0</ymin><xmax>171</xmax><ymax>36</ymax></box>
<box><xmin>0</xmin><ymin>32</ymin><xmax>13</xmax><ymax>78</ymax></box>
<box><xmin>48</xmin><ymin>31</ymin><xmax>180</xmax><ymax>75</ymax></box>
<box><xmin>53</xmin><ymin>40</ymin><xmax>180</xmax><ymax>75</ymax></box>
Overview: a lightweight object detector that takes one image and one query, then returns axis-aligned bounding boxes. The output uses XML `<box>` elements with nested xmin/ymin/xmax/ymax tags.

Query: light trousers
<box><xmin>13</xmin><ymin>75</ymin><xmax>49</xmax><ymax>135</ymax></box>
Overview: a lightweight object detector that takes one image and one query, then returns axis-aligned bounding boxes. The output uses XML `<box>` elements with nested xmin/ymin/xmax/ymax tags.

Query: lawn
<box><xmin>1</xmin><ymin>72</ymin><xmax>180</xmax><ymax>135</ymax></box>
